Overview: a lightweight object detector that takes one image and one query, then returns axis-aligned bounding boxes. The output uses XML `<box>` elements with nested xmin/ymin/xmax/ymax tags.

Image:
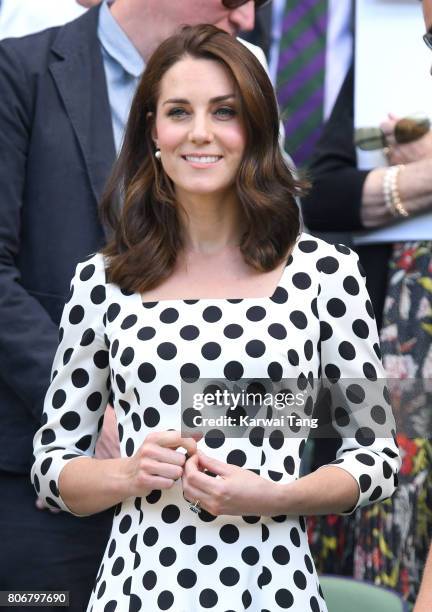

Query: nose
<box><xmin>188</xmin><ymin>113</ymin><xmax>213</xmax><ymax>144</ymax></box>
<box><xmin>229</xmin><ymin>1</ymin><xmax>255</xmax><ymax>33</ymax></box>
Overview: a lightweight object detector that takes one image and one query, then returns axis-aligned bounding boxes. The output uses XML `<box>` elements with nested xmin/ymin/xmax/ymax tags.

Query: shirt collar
<box><xmin>98</xmin><ymin>1</ymin><xmax>144</xmax><ymax>78</ymax></box>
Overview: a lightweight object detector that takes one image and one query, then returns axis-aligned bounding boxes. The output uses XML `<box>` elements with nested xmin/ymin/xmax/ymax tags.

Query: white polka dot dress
<box><xmin>32</xmin><ymin>233</ymin><xmax>400</xmax><ymax>612</ymax></box>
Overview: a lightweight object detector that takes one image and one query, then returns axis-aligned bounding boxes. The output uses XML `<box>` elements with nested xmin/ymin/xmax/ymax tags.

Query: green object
<box><xmin>320</xmin><ymin>576</ymin><xmax>408</xmax><ymax>612</ymax></box>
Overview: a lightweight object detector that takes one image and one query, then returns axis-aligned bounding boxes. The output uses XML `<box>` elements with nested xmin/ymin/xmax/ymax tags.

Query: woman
<box><xmin>32</xmin><ymin>25</ymin><xmax>400</xmax><ymax>611</ymax></box>
<box><xmin>302</xmin><ymin>61</ymin><xmax>432</xmax><ymax>603</ymax></box>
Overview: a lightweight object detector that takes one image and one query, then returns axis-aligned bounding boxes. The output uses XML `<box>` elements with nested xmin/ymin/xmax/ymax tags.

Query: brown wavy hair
<box><xmin>101</xmin><ymin>24</ymin><xmax>304</xmax><ymax>293</ymax></box>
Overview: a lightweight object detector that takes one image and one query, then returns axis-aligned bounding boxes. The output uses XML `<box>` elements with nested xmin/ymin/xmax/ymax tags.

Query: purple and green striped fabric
<box><xmin>276</xmin><ymin>0</ymin><xmax>327</xmax><ymax>167</ymax></box>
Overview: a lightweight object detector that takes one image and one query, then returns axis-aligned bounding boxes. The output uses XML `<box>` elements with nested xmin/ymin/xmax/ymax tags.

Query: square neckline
<box><xmin>138</xmin><ymin>235</ymin><xmax>300</xmax><ymax>306</ymax></box>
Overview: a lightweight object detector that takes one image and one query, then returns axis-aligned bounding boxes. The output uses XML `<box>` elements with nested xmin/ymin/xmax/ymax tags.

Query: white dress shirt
<box><xmin>0</xmin><ymin>0</ymin><xmax>87</xmax><ymax>39</ymax></box>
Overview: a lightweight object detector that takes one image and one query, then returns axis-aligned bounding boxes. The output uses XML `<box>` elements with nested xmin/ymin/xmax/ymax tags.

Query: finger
<box><xmin>149</xmin><ymin>430</ymin><xmax>197</xmax><ymax>455</ymax></box>
<box><xmin>143</xmin><ymin>458</ymin><xmax>183</xmax><ymax>480</ymax></box>
<box><xmin>148</xmin><ymin>445</ymin><xmax>187</xmax><ymax>467</ymax></box>
<box><xmin>144</xmin><ymin>475</ymin><xmax>177</xmax><ymax>491</ymax></box>
<box><xmin>197</xmin><ymin>451</ymin><xmax>231</xmax><ymax>477</ymax></box>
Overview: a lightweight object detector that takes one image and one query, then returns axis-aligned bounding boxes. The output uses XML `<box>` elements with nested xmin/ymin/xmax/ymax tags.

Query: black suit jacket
<box><xmin>0</xmin><ymin>6</ymin><xmax>116</xmax><ymax>473</ymax></box>
<box><xmin>301</xmin><ymin>64</ymin><xmax>391</xmax><ymax>329</ymax></box>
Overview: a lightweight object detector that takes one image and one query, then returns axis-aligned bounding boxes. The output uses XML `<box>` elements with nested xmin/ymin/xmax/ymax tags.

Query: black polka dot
<box><xmin>293</xmin><ymin>570</ymin><xmax>307</xmax><ymax>590</ymax></box>
<box><xmin>180</xmin><ymin>526</ymin><xmax>196</xmax><ymax>545</ymax></box>
<box><xmin>219</xmin><ymin>524</ymin><xmax>239</xmax><ymax>543</ymax></box>
<box><xmin>199</xmin><ymin>589</ymin><xmax>218</xmax><ymax>608</ymax></box>
<box><xmin>111</xmin><ymin>557</ymin><xmax>124</xmax><ymax>576</ymax></box>
<box><xmin>224</xmin><ymin>361</ymin><xmax>244</xmax><ymax>380</ymax></box>
<box><xmin>87</xmin><ymin>391</ymin><xmax>102</xmax><ymax>411</ymax></box>
<box><xmin>327</xmin><ymin>298</ymin><xmax>346</xmax><ymax>318</ymax></box>
<box><xmin>352</xmin><ymin>319</ymin><xmax>369</xmax><ymax>338</ymax></box>
<box><xmin>290</xmin><ymin>311</ymin><xmax>307</xmax><ymax>329</ymax></box>
<box><xmin>160</xmin><ymin>385</ymin><xmax>179</xmax><ymax>405</ymax></box>
<box><xmin>180</xmin><ymin>363</ymin><xmax>200</xmax><ymax>382</ymax></box>
<box><xmin>52</xmin><ymin>389</ymin><xmax>66</xmax><ymax>409</ymax></box>
<box><xmin>91</xmin><ymin>285</ymin><xmax>106</xmax><ymax>304</ymax></box>
<box><xmin>180</xmin><ymin>325</ymin><xmax>200</xmax><ymax>340</ymax></box>
<box><xmin>177</xmin><ymin>568</ymin><xmax>197</xmax><ymax>589</ymax></box>
<box><xmin>60</xmin><ymin>411</ymin><xmax>80</xmax><ymax>431</ymax></box>
<box><xmin>343</xmin><ymin>275</ymin><xmax>360</xmax><ymax>295</ymax></box>
<box><xmin>363</xmin><ymin>362</ymin><xmax>377</xmax><ymax>381</ymax></box>
<box><xmin>298</xmin><ymin>240</ymin><xmax>317</xmax><ymax>253</ymax></box>
<box><xmin>161</xmin><ymin>504</ymin><xmax>180</xmax><ymax>524</ymax></box>
<box><xmin>292</xmin><ymin>272</ymin><xmax>312</xmax><ymax>289</ymax></box>
<box><xmin>268</xmin><ymin>323</ymin><xmax>287</xmax><ymax>339</ymax></box>
<box><xmin>359</xmin><ymin>474</ymin><xmax>372</xmax><ymax>492</ymax></box>
<box><xmin>143</xmin><ymin>407</ymin><xmax>160</xmax><ymax>427</ymax></box>
<box><xmin>137</xmin><ymin>326</ymin><xmax>156</xmax><ymax>341</ymax></box>
<box><xmin>268</xmin><ymin>361</ymin><xmax>283</xmax><ymax>381</ymax></box>
<box><xmin>356</xmin><ymin>453</ymin><xmax>375</xmax><ymax>466</ymax></box>
<box><xmin>272</xmin><ymin>545</ymin><xmax>290</xmax><ymax>564</ymax></box>
<box><xmin>157</xmin><ymin>342</ymin><xmax>177</xmax><ymax>360</ymax></box>
<box><xmin>369</xmin><ymin>486</ymin><xmax>382</xmax><ymax>502</ymax></box>
<box><xmin>80</xmin><ymin>264</ymin><xmax>95</xmax><ymax>281</ymax></box>
<box><xmin>220</xmin><ymin>567</ymin><xmax>240</xmax><ymax>586</ymax></box>
<box><xmin>71</xmin><ymin>368</ymin><xmax>89</xmax><ymax>388</ymax></box>
<box><xmin>107</xmin><ymin>303</ymin><xmax>121</xmax><ymax>322</ymax></box>
<box><xmin>365</xmin><ymin>299</ymin><xmax>375</xmax><ymax>319</ymax></box>
<box><xmin>142</xmin><ymin>570</ymin><xmax>157</xmax><ymax>590</ymax></box>
<box><xmin>143</xmin><ymin>526</ymin><xmax>158</xmax><ymax>546</ymax></box>
<box><xmin>157</xmin><ymin>591</ymin><xmax>174</xmax><ymax>610</ymax></box>
<box><xmin>198</xmin><ymin>545</ymin><xmax>218</xmax><ymax>564</ymax></box>
<box><xmin>246</xmin><ymin>306</ymin><xmax>266</xmax><ymax>321</ymax></box>
<box><xmin>338</xmin><ymin>341</ymin><xmax>356</xmax><ymax>360</ymax></box>
<box><xmin>94</xmin><ymin>350</ymin><xmax>109</xmax><ymax>369</ymax></box>
<box><xmin>227</xmin><ymin>449</ymin><xmax>247</xmax><ymax>466</ymax></box>
<box><xmin>316</xmin><ymin>256</ymin><xmax>339</xmax><ymax>274</ymax></box>
<box><xmin>138</xmin><ymin>363</ymin><xmax>156</xmax><ymax>383</ymax></box>
<box><xmin>120</xmin><ymin>347</ymin><xmax>134</xmax><ymax>367</ymax></box>
<box><xmin>355</xmin><ymin>427</ymin><xmax>376</xmax><ymax>446</ymax></box>
<box><xmin>271</xmin><ymin>287</ymin><xmax>288</xmax><ymax>304</ymax></box>
<box><xmin>160</xmin><ymin>308</ymin><xmax>179</xmax><ymax>324</ymax></box>
<box><xmin>201</xmin><ymin>342</ymin><xmax>221</xmax><ymax>360</ymax></box>
<box><xmin>245</xmin><ymin>340</ymin><xmax>265</xmax><ymax>358</ymax></box>
<box><xmin>223</xmin><ymin>324</ymin><xmax>243</xmax><ymax>339</ymax></box>
<box><xmin>159</xmin><ymin>547</ymin><xmax>176</xmax><ymax>566</ymax></box>
<box><xmin>69</xmin><ymin>305</ymin><xmax>84</xmax><ymax>324</ymax></box>
<box><xmin>202</xmin><ymin>306</ymin><xmax>222</xmax><ymax>323</ymax></box>
<box><xmin>275</xmin><ymin>588</ymin><xmax>294</xmax><ymax>608</ymax></box>
<box><xmin>288</xmin><ymin>349</ymin><xmax>299</xmax><ymax>366</ymax></box>
<box><xmin>320</xmin><ymin>321</ymin><xmax>333</xmax><ymax>341</ymax></box>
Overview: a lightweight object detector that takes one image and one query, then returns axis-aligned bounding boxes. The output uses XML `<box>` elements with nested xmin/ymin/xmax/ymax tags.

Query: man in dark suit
<box><xmin>0</xmin><ymin>1</ymin><xmax>258</xmax><ymax>609</ymax></box>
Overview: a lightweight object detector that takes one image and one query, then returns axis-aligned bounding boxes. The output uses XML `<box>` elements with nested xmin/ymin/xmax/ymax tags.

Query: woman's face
<box><xmin>152</xmin><ymin>56</ymin><xmax>246</xmax><ymax>202</ymax></box>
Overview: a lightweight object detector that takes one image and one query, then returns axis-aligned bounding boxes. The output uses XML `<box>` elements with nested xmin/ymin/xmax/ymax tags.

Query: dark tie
<box><xmin>276</xmin><ymin>0</ymin><xmax>327</xmax><ymax>166</ymax></box>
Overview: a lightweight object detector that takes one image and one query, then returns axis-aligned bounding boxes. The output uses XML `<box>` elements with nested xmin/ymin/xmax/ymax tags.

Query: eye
<box><xmin>167</xmin><ymin>107</ymin><xmax>188</xmax><ymax>118</ymax></box>
<box><xmin>214</xmin><ymin>106</ymin><xmax>237</xmax><ymax>119</ymax></box>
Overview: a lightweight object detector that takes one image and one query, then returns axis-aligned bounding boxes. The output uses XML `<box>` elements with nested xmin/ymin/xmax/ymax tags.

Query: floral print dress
<box><xmin>309</xmin><ymin>241</ymin><xmax>432</xmax><ymax>605</ymax></box>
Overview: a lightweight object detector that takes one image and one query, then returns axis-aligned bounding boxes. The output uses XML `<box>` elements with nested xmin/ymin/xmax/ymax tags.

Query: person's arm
<box><xmin>0</xmin><ymin>39</ymin><xmax>62</xmax><ymax>422</ymax></box>
<box><xmin>301</xmin><ymin>64</ymin><xmax>369</xmax><ymax>232</ymax></box>
<box><xmin>361</xmin><ymin>126</ymin><xmax>432</xmax><ymax>227</ymax></box>
<box><xmin>32</xmin><ymin>254</ymin><xmax>197</xmax><ymax>515</ymax></box>
<box><xmin>302</xmin><ymin>63</ymin><xmax>432</xmax><ymax>232</ymax></box>
<box><xmin>414</xmin><ymin>543</ymin><xmax>432</xmax><ymax>612</ymax></box>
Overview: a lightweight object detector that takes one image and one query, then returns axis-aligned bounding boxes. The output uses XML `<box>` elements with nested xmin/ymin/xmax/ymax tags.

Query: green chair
<box><xmin>320</xmin><ymin>575</ymin><xmax>409</xmax><ymax>612</ymax></box>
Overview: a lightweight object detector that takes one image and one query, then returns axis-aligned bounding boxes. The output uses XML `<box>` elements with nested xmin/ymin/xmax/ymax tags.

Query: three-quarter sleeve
<box><xmin>31</xmin><ymin>253</ymin><xmax>110</xmax><ymax>513</ymax></box>
<box><xmin>316</xmin><ymin>243</ymin><xmax>401</xmax><ymax>514</ymax></box>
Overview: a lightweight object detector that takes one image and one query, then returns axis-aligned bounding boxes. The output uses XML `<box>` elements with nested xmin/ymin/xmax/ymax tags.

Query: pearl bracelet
<box><xmin>383</xmin><ymin>164</ymin><xmax>409</xmax><ymax>218</ymax></box>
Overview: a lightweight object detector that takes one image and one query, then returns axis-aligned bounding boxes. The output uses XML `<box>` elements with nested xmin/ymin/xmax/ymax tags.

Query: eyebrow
<box><xmin>162</xmin><ymin>94</ymin><xmax>236</xmax><ymax>106</ymax></box>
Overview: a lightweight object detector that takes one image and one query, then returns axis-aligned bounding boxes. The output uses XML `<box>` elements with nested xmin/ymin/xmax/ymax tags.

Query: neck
<box><xmin>178</xmin><ymin>190</ymin><xmax>245</xmax><ymax>255</ymax></box>
<box><xmin>109</xmin><ymin>0</ymin><xmax>174</xmax><ymax>61</ymax></box>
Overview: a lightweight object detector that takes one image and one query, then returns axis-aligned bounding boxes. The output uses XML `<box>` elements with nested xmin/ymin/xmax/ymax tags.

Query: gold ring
<box><xmin>189</xmin><ymin>499</ymin><xmax>201</xmax><ymax>514</ymax></box>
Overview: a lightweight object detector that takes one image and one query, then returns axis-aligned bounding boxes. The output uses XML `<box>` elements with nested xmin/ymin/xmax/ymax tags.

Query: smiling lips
<box><xmin>182</xmin><ymin>154</ymin><xmax>223</xmax><ymax>165</ymax></box>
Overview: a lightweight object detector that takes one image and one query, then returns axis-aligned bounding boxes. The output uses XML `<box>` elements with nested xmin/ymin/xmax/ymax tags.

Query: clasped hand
<box><xmin>126</xmin><ymin>430</ymin><xmax>278</xmax><ymax>516</ymax></box>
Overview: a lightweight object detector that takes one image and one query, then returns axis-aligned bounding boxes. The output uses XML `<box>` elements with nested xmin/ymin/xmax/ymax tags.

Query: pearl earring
<box><xmin>155</xmin><ymin>148</ymin><xmax>161</xmax><ymax>160</ymax></box>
